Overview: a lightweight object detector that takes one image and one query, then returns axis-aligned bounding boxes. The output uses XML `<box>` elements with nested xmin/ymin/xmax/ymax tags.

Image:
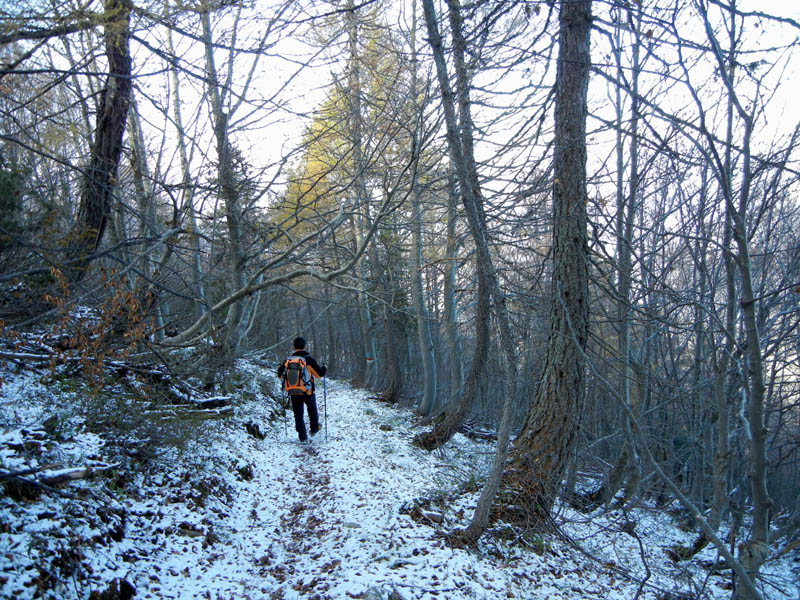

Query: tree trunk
<box><xmin>688</xmin><ymin>169</ymin><xmax>713</xmax><ymax>531</ymax></box>
<box><xmin>70</xmin><ymin>0</ymin><xmax>132</xmax><ymax>274</ymax></box>
<box><xmin>731</xmin><ymin>138</ymin><xmax>772</xmax><ymax>600</ymax></box>
<box><xmin>380</xmin><ymin>265</ymin><xmax>402</xmax><ymax>403</ymax></box>
<box><xmin>414</xmin><ymin>0</ymin><xmax>494</xmax><ymax>451</ymax></box>
<box><xmin>708</xmin><ymin>315</ymin><xmax>732</xmax><ymax>534</ymax></box>
<box><xmin>693</xmin><ymin>2</ymin><xmax>772</xmax><ymax>592</ymax></box>
<box><xmin>599</xmin><ymin>6</ymin><xmax>642</xmax><ymax>506</ymax></box>
<box><xmin>618</xmin><ymin>5</ymin><xmax>643</xmax><ymax>505</ymax></box>
<box><xmin>444</xmin><ymin>0</ymin><xmax>521</xmax><ymax>543</ymax></box>
<box><xmin>347</xmin><ymin>0</ymin><xmax>379</xmax><ymax>388</ymax></box>
<box><xmin>324</xmin><ymin>286</ymin><xmax>337</xmax><ymax>373</ymax></box>
<box><xmin>128</xmin><ymin>95</ymin><xmax>166</xmax><ymax>341</ymax></box>
<box><xmin>411</xmin><ymin>184</ymin><xmax>436</xmax><ymax>415</ymax></box>
<box><xmin>505</xmin><ymin>0</ymin><xmax>592</xmax><ymax>522</ymax></box>
<box><xmin>409</xmin><ymin>3</ymin><xmax>437</xmax><ymax>415</ymax></box>
<box><xmin>412</xmin><ymin>0</ymin><xmax>521</xmax><ymax>544</ymax></box>
<box><xmin>346</xmin><ymin>301</ymin><xmax>367</xmax><ymax>385</ymax></box>
<box><xmin>166</xmin><ymin>4</ymin><xmax>205</xmax><ymax>324</ymax></box>
<box><xmin>200</xmin><ymin>6</ymin><xmax>247</xmax><ymax>362</ymax></box>
<box><xmin>443</xmin><ymin>168</ymin><xmax>464</xmax><ymax>407</ymax></box>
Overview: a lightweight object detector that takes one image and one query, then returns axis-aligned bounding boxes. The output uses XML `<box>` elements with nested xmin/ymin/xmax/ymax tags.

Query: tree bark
<box><xmin>414</xmin><ymin>0</ymin><xmax>493</xmax><ymax>451</ymax></box>
<box><xmin>409</xmin><ymin>2</ymin><xmax>437</xmax><ymax>416</ymax></box>
<box><xmin>70</xmin><ymin>0</ymin><xmax>132</xmax><ymax>274</ymax></box>
<box><xmin>617</xmin><ymin>5</ymin><xmax>643</xmax><ymax>505</ymax></box>
<box><xmin>346</xmin><ymin>0</ymin><xmax>379</xmax><ymax>388</ymax></box>
<box><xmin>380</xmin><ymin>263</ymin><xmax>402</xmax><ymax>403</ymax></box>
<box><xmin>166</xmin><ymin>2</ymin><xmax>205</xmax><ymax>325</ymax></box>
<box><xmin>443</xmin><ymin>168</ymin><xmax>464</xmax><ymax>408</ymax></box>
<box><xmin>505</xmin><ymin>0</ymin><xmax>592</xmax><ymax>522</ymax></box>
<box><xmin>444</xmin><ymin>0</ymin><xmax>520</xmax><ymax>543</ymax></box>
<box><xmin>200</xmin><ymin>6</ymin><xmax>248</xmax><ymax>362</ymax></box>
<box><xmin>128</xmin><ymin>95</ymin><xmax>167</xmax><ymax>341</ymax></box>
<box><xmin>411</xmin><ymin>184</ymin><xmax>436</xmax><ymax>414</ymax></box>
<box><xmin>598</xmin><ymin>5</ymin><xmax>642</xmax><ymax>507</ymax></box>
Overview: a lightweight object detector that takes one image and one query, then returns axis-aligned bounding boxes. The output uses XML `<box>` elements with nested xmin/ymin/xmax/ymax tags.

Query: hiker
<box><xmin>277</xmin><ymin>336</ymin><xmax>327</xmax><ymax>442</ymax></box>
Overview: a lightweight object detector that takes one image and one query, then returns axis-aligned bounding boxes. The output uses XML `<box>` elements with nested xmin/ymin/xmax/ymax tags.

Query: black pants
<box><xmin>290</xmin><ymin>393</ymin><xmax>319</xmax><ymax>441</ymax></box>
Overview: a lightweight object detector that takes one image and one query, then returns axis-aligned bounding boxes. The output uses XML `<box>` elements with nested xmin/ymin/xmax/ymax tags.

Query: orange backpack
<box><xmin>283</xmin><ymin>356</ymin><xmax>312</xmax><ymax>395</ymax></box>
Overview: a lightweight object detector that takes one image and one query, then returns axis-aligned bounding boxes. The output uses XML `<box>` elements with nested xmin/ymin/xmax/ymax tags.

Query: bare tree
<box><xmin>505</xmin><ymin>0</ymin><xmax>592</xmax><ymax>522</ymax></box>
<box><xmin>69</xmin><ymin>0</ymin><xmax>133</xmax><ymax>274</ymax></box>
<box><xmin>408</xmin><ymin>0</ymin><xmax>437</xmax><ymax>416</ymax></box>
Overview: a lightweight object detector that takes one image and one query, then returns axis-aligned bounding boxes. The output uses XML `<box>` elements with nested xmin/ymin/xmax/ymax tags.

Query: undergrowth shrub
<box><xmin>38</xmin><ymin>268</ymin><xmax>221</xmax><ymax>463</ymax></box>
<box><xmin>43</xmin><ymin>267</ymin><xmax>152</xmax><ymax>387</ymax></box>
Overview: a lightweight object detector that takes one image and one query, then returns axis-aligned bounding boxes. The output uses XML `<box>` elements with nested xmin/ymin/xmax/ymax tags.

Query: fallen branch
<box><xmin>2</xmin><ymin>474</ymin><xmax>80</xmax><ymax>500</ymax></box>
<box><xmin>0</xmin><ymin>346</ymin><xmax>202</xmax><ymax>403</ymax></box>
<box><xmin>0</xmin><ymin>350</ymin><xmax>53</xmax><ymax>362</ymax></box>
<box><xmin>146</xmin><ymin>405</ymin><xmax>234</xmax><ymax>419</ymax></box>
<box><xmin>459</xmin><ymin>422</ymin><xmax>497</xmax><ymax>441</ymax></box>
<box><xmin>37</xmin><ymin>463</ymin><xmax>118</xmax><ymax>486</ymax></box>
<box><xmin>38</xmin><ymin>467</ymin><xmax>91</xmax><ymax>486</ymax></box>
<box><xmin>0</xmin><ymin>464</ymin><xmax>61</xmax><ymax>480</ymax></box>
<box><xmin>190</xmin><ymin>396</ymin><xmax>231</xmax><ymax>410</ymax></box>
<box><xmin>420</xmin><ymin>509</ymin><xmax>444</xmax><ymax>524</ymax></box>
<box><xmin>188</xmin><ymin>406</ymin><xmax>234</xmax><ymax>419</ymax></box>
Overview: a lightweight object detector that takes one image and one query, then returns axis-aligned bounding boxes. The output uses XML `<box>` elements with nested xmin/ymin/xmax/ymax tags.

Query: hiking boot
<box><xmin>310</xmin><ymin>425</ymin><xmax>320</xmax><ymax>436</ymax></box>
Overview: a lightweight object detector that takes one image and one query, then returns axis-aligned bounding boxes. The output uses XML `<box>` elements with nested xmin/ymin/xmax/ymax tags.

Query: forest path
<box><xmin>131</xmin><ymin>379</ymin><xmax>504</xmax><ymax>600</ymax></box>
<box><xmin>239</xmin><ymin>380</ymin><xmax>445</xmax><ymax>598</ymax></box>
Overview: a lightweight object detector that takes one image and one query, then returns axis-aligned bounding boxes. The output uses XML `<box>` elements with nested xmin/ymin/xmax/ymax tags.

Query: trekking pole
<box><xmin>323</xmin><ymin>375</ymin><xmax>328</xmax><ymax>442</ymax></box>
<box><xmin>282</xmin><ymin>393</ymin><xmax>287</xmax><ymax>438</ymax></box>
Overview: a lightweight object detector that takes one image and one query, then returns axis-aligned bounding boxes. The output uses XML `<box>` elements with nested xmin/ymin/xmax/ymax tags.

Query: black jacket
<box><xmin>277</xmin><ymin>350</ymin><xmax>326</xmax><ymax>394</ymax></box>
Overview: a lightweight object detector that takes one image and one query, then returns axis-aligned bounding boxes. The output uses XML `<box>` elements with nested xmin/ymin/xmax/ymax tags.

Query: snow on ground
<box><xmin>1</xmin><ymin>359</ymin><xmax>799</xmax><ymax>599</ymax></box>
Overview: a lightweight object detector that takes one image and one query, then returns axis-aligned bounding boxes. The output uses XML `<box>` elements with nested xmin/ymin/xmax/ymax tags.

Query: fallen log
<box><xmin>187</xmin><ymin>406</ymin><xmax>234</xmax><ymax>419</ymax></box>
<box><xmin>190</xmin><ymin>396</ymin><xmax>231</xmax><ymax>410</ymax></box>
<box><xmin>420</xmin><ymin>510</ymin><xmax>444</xmax><ymax>524</ymax></box>
<box><xmin>39</xmin><ymin>467</ymin><xmax>91</xmax><ymax>486</ymax></box>
<box><xmin>3</xmin><ymin>475</ymin><xmax>79</xmax><ymax>500</ymax></box>
<box><xmin>38</xmin><ymin>463</ymin><xmax>118</xmax><ymax>486</ymax></box>
<box><xmin>0</xmin><ymin>464</ymin><xmax>62</xmax><ymax>480</ymax></box>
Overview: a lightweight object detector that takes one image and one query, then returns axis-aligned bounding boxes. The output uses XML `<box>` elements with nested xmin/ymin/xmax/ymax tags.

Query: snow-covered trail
<box><xmin>4</xmin><ymin>366</ymin><xmax>798</xmax><ymax>599</ymax></box>
<box><xmin>126</xmin><ymin>379</ymin><xmax>507</xmax><ymax>600</ymax></box>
